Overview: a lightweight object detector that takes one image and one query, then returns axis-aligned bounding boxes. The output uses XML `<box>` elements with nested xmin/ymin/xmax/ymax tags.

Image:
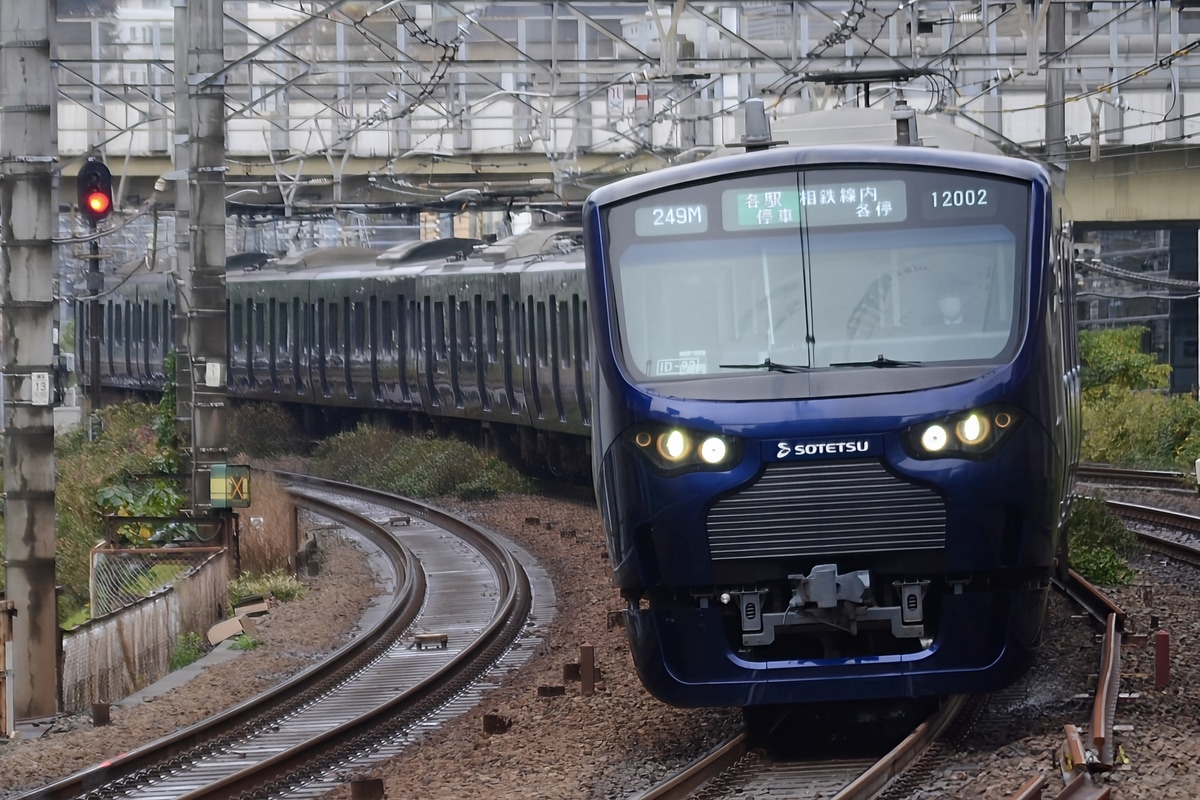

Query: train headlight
<box><xmin>627</xmin><ymin>424</ymin><xmax>743</xmax><ymax>475</ymax></box>
<box><xmin>955</xmin><ymin>412</ymin><xmax>990</xmax><ymax>445</ymax></box>
<box><xmin>658</xmin><ymin>430</ymin><xmax>688</xmax><ymax>461</ymax></box>
<box><xmin>699</xmin><ymin>437</ymin><xmax>727</xmax><ymax>464</ymax></box>
<box><xmin>920</xmin><ymin>425</ymin><xmax>949</xmax><ymax>452</ymax></box>
<box><xmin>903</xmin><ymin>404</ymin><xmax>1023</xmax><ymax>460</ymax></box>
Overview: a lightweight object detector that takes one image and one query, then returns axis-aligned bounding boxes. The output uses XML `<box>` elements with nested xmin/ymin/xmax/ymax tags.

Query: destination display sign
<box><xmin>723</xmin><ymin>180</ymin><xmax>908</xmax><ymax>230</ymax></box>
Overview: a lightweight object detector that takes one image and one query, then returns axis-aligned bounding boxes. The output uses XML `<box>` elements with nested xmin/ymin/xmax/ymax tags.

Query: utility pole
<box><xmin>182</xmin><ymin>0</ymin><xmax>229</xmax><ymax>531</ymax></box>
<box><xmin>1045</xmin><ymin>0</ymin><xmax>1067</xmax><ymax>184</ymax></box>
<box><xmin>173</xmin><ymin>0</ymin><xmax>194</xmax><ymax>505</ymax></box>
<box><xmin>0</xmin><ymin>0</ymin><xmax>60</xmax><ymax>721</ymax></box>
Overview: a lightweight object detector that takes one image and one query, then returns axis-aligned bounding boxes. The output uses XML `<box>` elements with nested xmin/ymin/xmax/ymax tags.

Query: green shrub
<box><xmin>1067</xmin><ymin>496</ymin><xmax>1137</xmax><ymax>585</ymax></box>
<box><xmin>169</xmin><ymin>631</ymin><xmax>206</xmax><ymax>671</ymax></box>
<box><xmin>230</xmin><ymin>634</ymin><xmax>260</xmax><ymax>651</ymax></box>
<box><xmin>228</xmin><ymin>569</ymin><xmax>306</xmax><ymax>612</ymax></box>
<box><xmin>1083</xmin><ymin>390</ymin><xmax>1200</xmax><ymax>473</ymax></box>
<box><xmin>310</xmin><ymin>425</ymin><xmax>533</xmax><ymax>499</ymax></box>
<box><xmin>54</xmin><ymin>401</ymin><xmax>179</xmax><ymax>619</ymax></box>
<box><xmin>229</xmin><ymin>402</ymin><xmax>308</xmax><ymax>458</ymax></box>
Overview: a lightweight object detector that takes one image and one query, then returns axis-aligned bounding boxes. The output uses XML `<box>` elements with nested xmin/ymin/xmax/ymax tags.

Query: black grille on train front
<box><xmin>706</xmin><ymin>460</ymin><xmax>946</xmax><ymax>561</ymax></box>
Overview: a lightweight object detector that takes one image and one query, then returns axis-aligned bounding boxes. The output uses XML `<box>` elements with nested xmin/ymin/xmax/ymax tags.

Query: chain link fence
<box><xmin>89</xmin><ymin>540</ymin><xmax>217</xmax><ymax>619</ymax></box>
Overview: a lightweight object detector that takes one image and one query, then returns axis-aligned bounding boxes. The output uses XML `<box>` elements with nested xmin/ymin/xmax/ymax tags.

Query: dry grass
<box><xmin>237</xmin><ymin>471</ymin><xmax>297</xmax><ymax>576</ymax></box>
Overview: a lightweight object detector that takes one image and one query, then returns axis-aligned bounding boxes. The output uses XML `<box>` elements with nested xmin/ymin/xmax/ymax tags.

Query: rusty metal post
<box><xmin>580</xmin><ymin>642</ymin><xmax>595</xmax><ymax>697</ymax></box>
<box><xmin>350</xmin><ymin>778</ymin><xmax>385</xmax><ymax>799</ymax></box>
<box><xmin>1154</xmin><ymin>629</ymin><xmax>1170</xmax><ymax>689</ymax></box>
<box><xmin>1</xmin><ymin>600</ymin><xmax>15</xmax><ymax>734</ymax></box>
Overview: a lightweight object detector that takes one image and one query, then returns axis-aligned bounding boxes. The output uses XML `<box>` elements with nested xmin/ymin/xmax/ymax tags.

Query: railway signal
<box><xmin>77</xmin><ymin>158</ymin><xmax>114</xmax><ymax>225</ymax></box>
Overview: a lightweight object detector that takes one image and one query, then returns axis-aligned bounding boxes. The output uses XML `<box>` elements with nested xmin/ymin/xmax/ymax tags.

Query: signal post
<box><xmin>79</xmin><ymin>158</ymin><xmax>114</xmax><ymax>414</ymax></box>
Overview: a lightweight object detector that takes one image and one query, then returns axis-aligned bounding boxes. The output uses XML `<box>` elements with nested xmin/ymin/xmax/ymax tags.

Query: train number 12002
<box><xmin>931</xmin><ymin>189</ymin><xmax>988</xmax><ymax>208</ymax></box>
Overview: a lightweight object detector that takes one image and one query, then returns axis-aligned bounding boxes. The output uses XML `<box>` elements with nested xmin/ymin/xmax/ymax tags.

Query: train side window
<box><xmin>279</xmin><ymin>301</ymin><xmax>289</xmax><ymax>352</ymax></box>
<box><xmin>559</xmin><ymin>299</ymin><xmax>570</xmax><ymax>368</ymax></box>
<box><xmin>151</xmin><ymin>302</ymin><xmax>160</xmax><ymax>348</ymax></box>
<box><xmin>255</xmin><ymin>301</ymin><xmax>266</xmax><ymax>355</ymax></box>
<box><xmin>502</xmin><ymin>294</ymin><xmax>516</xmax><ymax>412</ymax></box>
<box><xmin>460</xmin><ymin>298</ymin><xmax>473</xmax><ymax>361</ymax></box>
<box><xmin>163</xmin><ymin>300</ymin><xmax>172</xmax><ymax>352</ymax></box>
<box><xmin>329</xmin><ymin>302</ymin><xmax>340</xmax><ymax>352</ymax></box>
<box><xmin>486</xmin><ymin>299</ymin><xmax>497</xmax><ymax>363</ymax></box>
<box><xmin>536</xmin><ymin>300</ymin><xmax>548</xmax><ymax>367</ymax></box>
<box><xmin>133</xmin><ymin>302</ymin><xmax>142</xmax><ymax>345</ymax></box>
<box><xmin>354</xmin><ymin>300</ymin><xmax>366</xmax><ymax>355</ymax></box>
<box><xmin>576</xmin><ymin>297</ymin><xmax>585</xmax><ymax>367</ymax></box>
<box><xmin>549</xmin><ymin>295</ymin><xmax>560</xmax><ymax>366</ymax></box>
<box><xmin>114</xmin><ymin>304</ymin><xmax>123</xmax><ymax>345</ymax></box>
<box><xmin>381</xmin><ymin>300</ymin><xmax>395</xmax><ymax>352</ymax></box>
<box><xmin>448</xmin><ymin>295</ymin><xmax>459</xmax><ymax>361</ymax></box>
<box><xmin>434</xmin><ymin>301</ymin><xmax>447</xmax><ymax>360</ymax></box>
<box><xmin>231</xmin><ymin>302</ymin><xmax>243</xmax><ymax>356</ymax></box>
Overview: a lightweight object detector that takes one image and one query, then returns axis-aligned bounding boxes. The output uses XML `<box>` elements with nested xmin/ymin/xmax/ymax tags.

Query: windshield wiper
<box><xmin>829</xmin><ymin>354</ymin><xmax>922</xmax><ymax>368</ymax></box>
<box><xmin>718</xmin><ymin>358</ymin><xmax>809</xmax><ymax>374</ymax></box>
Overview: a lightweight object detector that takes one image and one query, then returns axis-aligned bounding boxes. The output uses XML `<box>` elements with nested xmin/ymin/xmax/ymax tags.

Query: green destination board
<box><xmin>723</xmin><ymin>180</ymin><xmax>908</xmax><ymax>230</ymax></box>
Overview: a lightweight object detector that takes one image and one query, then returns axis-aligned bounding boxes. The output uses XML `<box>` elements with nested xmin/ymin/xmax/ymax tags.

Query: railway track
<box><xmin>631</xmin><ymin>464</ymin><xmax>1200</xmax><ymax>800</ymax></box>
<box><xmin>19</xmin><ymin>475</ymin><xmax>546</xmax><ymax>800</ymax></box>
<box><xmin>1076</xmin><ymin>462</ymin><xmax>1192</xmax><ymax>492</ymax></box>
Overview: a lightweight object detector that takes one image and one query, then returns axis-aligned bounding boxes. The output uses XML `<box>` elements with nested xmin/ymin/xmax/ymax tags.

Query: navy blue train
<box><xmin>75</xmin><ymin>228</ymin><xmax>598</xmax><ymax>478</ymax></box>
<box><xmin>77</xmin><ymin>118</ymin><xmax>1079</xmax><ymax>710</ymax></box>
<box><xmin>582</xmin><ymin>141</ymin><xmax>1081</xmax><ymax>706</ymax></box>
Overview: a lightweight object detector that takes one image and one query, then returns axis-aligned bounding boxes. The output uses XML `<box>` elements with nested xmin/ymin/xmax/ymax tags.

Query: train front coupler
<box><xmin>730</xmin><ymin>565</ymin><xmax>930</xmax><ymax>646</ymax></box>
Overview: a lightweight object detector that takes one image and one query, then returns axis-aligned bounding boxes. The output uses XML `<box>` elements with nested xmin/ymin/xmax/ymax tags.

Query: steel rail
<box><xmin>22</xmin><ymin>485</ymin><xmax>422</xmax><ymax>800</ymax></box>
<box><xmin>1076</xmin><ymin>463</ymin><xmax>1190</xmax><ymax>490</ymax></box>
<box><xmin>630</xmin><ymin>732</ymin><xmax>750</xmax><ymax>800</ymax></box>
<box><xmin>833</xmin><ymin>695</ymin><xmax>968</xmax><ymax>799</ymax></box>
<box><xmin>172</xmin><ymin>476</ymin><xmax>534</xmax><ymax>799</ymax></box>
<box><xmin>1091</xmin><ymin>613</ymin><xmax>1121</xmax><ymax>770</ymax></box>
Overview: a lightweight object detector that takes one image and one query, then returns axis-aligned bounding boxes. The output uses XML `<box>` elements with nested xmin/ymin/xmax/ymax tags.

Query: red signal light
<box><xmin>77</xmin><ymin>158</ymin><xmax>114</xmax><ymax>225</ymax></box>
<box><xmin>87</xmin><ymin>191</ymin><xmax>111</xmax><ymax>216</ymax></box>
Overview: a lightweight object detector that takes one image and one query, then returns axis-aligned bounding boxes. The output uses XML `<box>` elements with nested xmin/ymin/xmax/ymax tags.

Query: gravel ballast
<box><xmin>0</xmin><ymin>491</ymin><xmax>1196</xmax><ymax>799</ymax></box>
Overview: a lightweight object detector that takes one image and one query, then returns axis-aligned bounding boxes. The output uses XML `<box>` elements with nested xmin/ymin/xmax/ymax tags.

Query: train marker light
<box><xmin>77</xmin><ymin>158</ymin><xmax>114</xmax><ymax>225</ymax></box>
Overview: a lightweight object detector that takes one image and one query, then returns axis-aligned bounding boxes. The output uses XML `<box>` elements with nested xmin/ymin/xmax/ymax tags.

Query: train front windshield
<box><xmin>602</xmin><ymin>166</ymin><xmax>1031</xmax><ymax>386</ymax></box>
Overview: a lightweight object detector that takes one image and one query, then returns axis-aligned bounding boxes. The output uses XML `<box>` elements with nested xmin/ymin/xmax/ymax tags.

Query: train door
<box><xmin>345</xmin><ymin>297</ymin><xmax>358</xmax><ymax>400</ymax></box>
<box><xmin>268</xmin><ymin>298</ymin><xmax>279</xmax><ymax>392</ymax></box>
<box><xmin>292</xmin><ymin>297</ymin><xmax>305</xmax><ymax>395</ymax></box>
<box><xmin>448</xmin><ymin>294</ymin><xmax>463</xmax><ymax>408</ymax></box>
<box><xmin>475</xmin><ymin>293</ymin><xmax>489</xmax><ymax>412</ymax></box>
<box><xmin>317</xmin><ymin>298</ymin><xmax>329</xmax><ymax>398</ymax></box>
<box><xmin>368</xmin><ymin>296</ymin><xmax>380</xmax><ymax>401</ymax></box>
<box><xmin>574</xmin><ymin>293</ymin><xmax>591</xmax><ymax>426</ymax></box>
<box><xmin>399</xmin><ymin>295</ymin><xmax>414</xmax><ymax>404</ymax></box>
<box><xmin>502</xmin><ymin>293</ymin><xmax>518</xmax><ymax>414</ymax></box>
<box><xmin>528</xmin><ymin>294</ymin><xmax>544</xmax><ymax>420</ymax></box>
<box><xmin>120</xmin><ymin>301</ymin><xmax>131</xmax><ymax>378</ymax></box>
<box><xmin>254</xmin><ymin>299</ymin><xmax>267</xmax><ymax>391</ymax></box>
<box><xmin>420</xmin><ymin>296</ymin><xmax>437</xmax><ymax>409</ymax></box>
<box><xmin>549</xmin><ymin>295</ymin><xmax>566</xmax><ymax>422</ymax></box>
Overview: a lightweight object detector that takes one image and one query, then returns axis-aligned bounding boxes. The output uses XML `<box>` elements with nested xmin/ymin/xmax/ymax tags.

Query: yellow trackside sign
<box><xmin>210</xmin><ymin>464</ymin><xmax>251</xmax><ymax>508</ymax></box>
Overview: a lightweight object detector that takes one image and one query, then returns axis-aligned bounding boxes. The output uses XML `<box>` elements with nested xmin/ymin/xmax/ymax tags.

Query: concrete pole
<box><xmin>174</xmin><ymin>0</ymin><xmax>194</xmax><ymax>505</ymax></box>
<box><xmin>186</xmin><ymin>0</ymin><xmax>228</xmax><ymax>525</ymax></box>
<box><xmin>0</xmin><ymin>0</ymin><xmax>60</xmax><ymax>721</ymax></box>
<box><xmin>1045</xmin><ymin>1</ymin><xmax>1067</xmax><ymax>181</ymax></box>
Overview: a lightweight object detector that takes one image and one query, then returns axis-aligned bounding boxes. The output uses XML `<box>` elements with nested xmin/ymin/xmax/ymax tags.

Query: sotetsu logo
<box><xmin>776</xmin><ymin>440</ymin><xmax>871</xmax><ymax>459</ymax></box>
